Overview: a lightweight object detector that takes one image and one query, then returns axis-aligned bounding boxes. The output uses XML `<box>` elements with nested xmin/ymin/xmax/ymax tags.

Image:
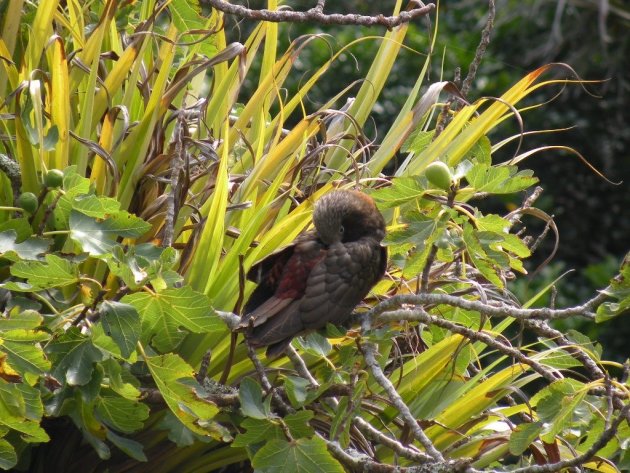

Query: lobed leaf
<box><xmin>143</xmin><ymin>353</ymin><xmax>220</xmax><ymax>437</ymax></box>
<box><xmin>10</xmin><ymin>254</ymin><xmax>79</xmax><ymax>289</ymax></box>
<box><xmin>99</xmin><ymin>301</ymin><xmax>141</xmax><ymax>360</ymax></box>
<box><xmin>252</xmin><ymin>437</ymin><xmax>344</xmax><ymax>473</ymax></box>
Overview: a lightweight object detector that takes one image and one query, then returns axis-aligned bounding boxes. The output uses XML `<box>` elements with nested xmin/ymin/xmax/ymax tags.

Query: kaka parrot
<box><xmin>237</xmin><ymin>189</ymin><xmax>387</xmax><ymax>358</ymax></box>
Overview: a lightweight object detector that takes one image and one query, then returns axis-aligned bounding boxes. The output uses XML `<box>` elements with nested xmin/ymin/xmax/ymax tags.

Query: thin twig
<box><xmin>420</xmin><ymin>244</ymin><xmax>439</xmax><ymax>293</ymax></box>
<box><xmin>378</xmin><ymin>308</ymin><xmax>560</xmax><ymax>383</ymax></box>
<box><xmin>359</xmin><ymin>334</ymin><xmax>444</xmax><ymax>461</ymax></box>
<box><xmin>352</xmin><ymin>416</ymin><xmax>434</xmax><ymax>464</ymax></box>
<box><xmin>434</xmin><ymin>68</ymin><xmax>461</xmax><ymax>137</ymax></box>
<box><xmin>460</xmin><ymin>0</ymin><xmax>496</xmax><ymax>97</ymax></box>
<box><xmin>530</xmin><ymin>219</ymin><xmax>553</xmax><ymax>254</ymax></box>
<box><xmin>508</xmin><ymin>186</ymin><xmax>544</xmax><ymax>225</ymax></box>
<box><xmin>163</xmin><ymin>114</ymin><xmax>185</xmax><ymax>247</ymax></box>
<box><xmin>322</xmin><ymin>434</ymin><xmax>467</xmax><ymax>473</ymax></box>
<box><xmin>206</xmin><ymin>0</ymin><xmax>435</xmax><ymax>29</ymax></box>
<box><xmin>521</xmin><ymin>318</ymin><xmax>605</xmax><ymax>381</ymax></box>
<box><xmin>195</xmin><ymin>349</ymin><xmax>212</xmax><ymax>383</ymax></box>
<box><xmin>246</xmin><ymin>341</ymin><xmax>294</xmax><ymax>414</ymax></box>
<box><xmin>37</xmin><ymin>191</ymin><xmax>63</xmax><ymax>235</ymax></box>
<box><xmin>365</xmin><ymin>291</ymin><xmax>608</xmax><ymax>322</ymax></box>
<box><xmin>286</xmin><ymin>345</ymin><xmax>319</xmax><ymax>387</ymax></box>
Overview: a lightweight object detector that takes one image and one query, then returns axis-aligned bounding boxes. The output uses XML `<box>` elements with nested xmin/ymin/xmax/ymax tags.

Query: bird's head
<box><xmin>313</xmin><ymin>190</ymin><xmax>386</xmax><ymax>245</ymax></box>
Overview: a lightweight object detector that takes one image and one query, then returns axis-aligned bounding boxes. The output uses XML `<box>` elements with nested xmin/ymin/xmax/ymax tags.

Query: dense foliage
<box><xmin>0</xmin><ymin>1</ymin><xmax>628</xmax><ymax>472</ymax></box>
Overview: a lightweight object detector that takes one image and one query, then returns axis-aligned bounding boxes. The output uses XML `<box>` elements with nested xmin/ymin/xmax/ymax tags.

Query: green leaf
<box><xmin>0</xmin><ymin>329</ymin><xmax>51</xmax><ymax>376</ymax></box>
<box><xmin>462</xmin><ymin>223</ymin><xmax>503</xmax><ymax>288</ymax></box>
<box><xmin>389</xmin><ymin>210</ymin><xmax>450</xmax><ymax>278</ymax></box>
<box><xmin>509</xmin><ymin>422</ymin><xmax>542</xmax><ymax>455</ymax></box>
<box><xmin>0</xmin><ymin>416</ymin><xmax>49</xmax><ymax>443</ymax></box>
<box><xmin>71</xmin><ymin>194</ymin><xmax>121</xmax><ymax>218</ymax></box>
<box><xmin>564</xmin><ymin>329</ymin><xmax>602</xmax><ymax>360</ymax></box>
<box><xmin>596</xmin><ymin>302</ymin><xmax>629</xmax><ymax>322</ymax></box>
<box><xmin>239</xmin><ymin>377</ymin><xmax>269</xmax><ymax>420</ymax></box>
<box><xmin>372</xmin><ymin>176</ymin><xmax>427</xmax><ymax>209</ymax></box>
<box><xmin>106</xmin><ymin>244</ymin><xmax>180</xmax><ymax>290</ymax></box>
<box><xmin>107</xmin><ymin>246</ymin><xmax>149</xmax><ymax>289</ymax></box>
<box><xmin>123</xmin><ymin>286</ymin><xmax>222</xmax><ymax>353</ymax></box>
<box><xmin>232</xmin><ymin>418</ymin><xmax>283</xmax><ymax>448</ymax></box>
<box><xmin>0</xmin><ymin>380</ymin><xmax>49</xmax><ymax>443</ymax></box>
<box><xmin>464</xmin><ymin>135</ymin><xmax>492</xmax><ymax>166</ymax></box>
<box><xmin>465</xmin><ymin>163</ymin><xmax>538</xmax><ymax>194</ymax></box>
<box><xmin>91</xmin><ymin>325</ymin><xmax>126</xmax><ymax>360</ymax></box>
<box><xmin>10</xmin><ymin>254</ymin><xmax>79</xmax><ymax>289</ymax></box>
<box><xmin>106</xmin><ymin>429</ymin><xmax>147</xmax><ymax>462</ymax></box>
<box><xmin>469</xmin><ymin>218</ymin><xmax>531</xmax><ymax>274</ymax></box>
<box><xmin>540</xmin><ymin>388</ymin><xmax>587</xmax><ymax>443</ymax></box>
<box><xmin>0</xmin><ymin>218</ymin><xmax>32</xmax><ymax>241</ymax></box>
<box><xmin>16</xmin><ymin>383</ymin><xmax>44</xmax><ymax>421</ymax></box>
<box><xmin>69</xmin><ymin>210</ymin><xmax>151</xmax><ymax>255</ymax></box>
<box><xmin>62</xmin><ymin>167</ymin><xmax>91</xmax><ymax>194</ymax></box>
<box><xmin>138</xmin><ymin>308</ymin><xmax>185</xmax><ymax>352</ymax></box>
<box><xmin>96</xmin><ymin>394</ymin><xmax>149</xmax><ymax>433</ymax></box>
<box><xmin>0</xmin><ymin>310</ymin><xmax>43</xmax><ymax>331</ymax></box>
<box><xmin>297</xmin><ymin>332</ymin><xmax>331</xmax><ymax>358</ymax></box>
<box><xmin>500</xmin><ymin>233</ymin><xmax>531</xmax><ymax>259</ymax></box>
<box><xmin>0</xmin><ymin>230</ymin><xmax>51</xmax><ymax>261</ymax></box>
<box><xmin>0</xmin><ymin>380</ymin><xmax>24</xmax><ymax>416</ymax></box>
<box><xmin>385</xmin><ymin>212</ymin><xmax>442</xmax><ymax>246</ymax></box>
<box><xmin>401</xmin><ymin>130</ymin><xmax>434</xmax><ymax>153</ymax></box>
<box><xmin>475</xmin><ymin>214</ymin><xmax>511</xmax><ymax>233</ymax></box>
<box><xmin>101</xmin><ymin>359</ymin><xmax>141</xmax><ymax>400</ymax></box>
<box><xmin>532</xmin><ymin>378</ymin><xmax>587</xmax><ymax>443</ymax></box>
<box><xmin>284</xmin><ymin>376</ymin><xmax>310</xmax><ymax>409</ymax></box>
<box><xmin>79</xmin><ymin>363</ymin><xmax>105</xmax><ymax>404</ymax></box>
<box><xmin>144</xmin><ymin>354</ymin><xmax>219</xmax><ymax>437</ymax></box>
<box><xmin>169</xmin><ymin>0</ymin><xmax>218</xmax><ymax>58</ymax></box>
<box><xmin>42</xmin><ymin>125</ymin><xmax>59</xmax><ymax>151</ymax></box>
<box><xmin>329</xmin><ymin>397</ymin><xmax>350</xmax><ymax>445</ymax></box>
<box><xmin>65</xmin><ymin>395</ymin><xmax>110</xmax><ymax>459</ymax></box>
<box><xmin>47</xmin><ymin>327</ymin><xmax>104</xmax><ymax>386</ymax></box>
<box><xmin>54</xmin><ymin>168</ymin><xmax>92</xmax><ymax>227</ymax></box>
<box><xmin>596</xmin><ymin>257</ymin><xmax>630</xmax><ymax>322</ymax></box>
<box><xmin>99</xmin><ymin>301</ymin><xmax>141</xmax><ymax>359</ymax></box>
<box><xmin>158</xmin><ymin>412</ymin><xmax>198</xmax><ymax>447</ymax></box>
<box><xmin>252</xmin><ymin>437</ymin><xmax>344</xmax><ymax>473</ymax></box>
<box><xmin>284</xmin><ymin>410</ymin><xmax>315</xmax><ymax>439</ymax></box>
<box><xmin>0</xmin><ymin>438</ymin><xmax>17</xmax><ymax>470</ymax></box>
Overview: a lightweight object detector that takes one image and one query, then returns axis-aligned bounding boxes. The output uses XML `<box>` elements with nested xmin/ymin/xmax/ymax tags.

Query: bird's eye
<box><xmin>339</xmin><ymin>225</ymin><xmax>344</xmax><ymax>234</ymax></box>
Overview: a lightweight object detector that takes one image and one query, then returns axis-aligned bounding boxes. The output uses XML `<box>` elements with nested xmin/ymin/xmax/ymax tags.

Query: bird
<box><xmin>236</xmin><ymin>189</ymin><xmax>387</xmax><ymax>358</ymax></box>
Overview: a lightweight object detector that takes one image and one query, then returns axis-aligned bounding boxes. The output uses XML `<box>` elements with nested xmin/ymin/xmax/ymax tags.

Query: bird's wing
<box><xmin>237</xmin><ymin>234</ymin><xmax>326</xmax><ymax>332</ymax></box>
<box><xmin>240</xmin><ymin>244</ymin><xmax>296</xmax><ymax>324</ymax></box>
<box><xmin>297</xmin><ymin>239</ymin><xmax>386</xmax><ymax>329</ymax></box>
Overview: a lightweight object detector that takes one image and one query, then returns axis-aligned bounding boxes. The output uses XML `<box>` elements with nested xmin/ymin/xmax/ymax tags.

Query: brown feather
<box><xmin>238</xmin><ymin>190</ymin><xmax>387</xmax><ymax>358</ymax></box>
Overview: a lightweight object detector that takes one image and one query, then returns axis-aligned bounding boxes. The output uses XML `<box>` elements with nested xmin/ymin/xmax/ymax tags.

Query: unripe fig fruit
<box><xmin>45</xmin><ymin>169</ymin><xmax>64</xmax><ymax>188</ymax></box>
<box><xmin>17</xmin><ymin>192</ymin><xmax>38</xmax><ymax>214</ymax></box>
<box><xmin>425</xmin><ymin>161</ymin><xmax>452</xmax><ymax>190</ymax></box>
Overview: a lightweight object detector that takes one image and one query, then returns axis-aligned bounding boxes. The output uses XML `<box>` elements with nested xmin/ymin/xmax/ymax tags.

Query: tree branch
<box><xmin>365</xmin><ymin>291</ymin><xmax>608</xmax><ymax>322</ymax></box>
<box><xmin>460</xmin><ymin>0</ymin><xmax>496</xmax><ymax>97</ymax></box>
<box><xmin>504</xmin><ymin>403</ymin><xmax>630</xmax><ymax>473</ymax></box>
<box><xmin>352</xmin><ymin>416</ymin><xmax>434</xmax><ymax>464</ymax></box>
<box><xmin>359</xmin><ymin>333</ymin><xmax>444</xmax><ymax>462</ymax></box>
<box><xmin>206</xmin><ymin>0</ymin><xmax>435</xmax><ymax>29</ymax></box>
<box><xmin>377</xmin><ymin>308</ymin><xmax>561</xmax><ymax>383</ymax></box>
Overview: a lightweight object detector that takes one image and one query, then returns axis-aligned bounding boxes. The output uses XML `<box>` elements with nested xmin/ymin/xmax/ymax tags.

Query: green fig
<box><xmin>17</xmin><ymin>192</ymin><xmax>38</xmax><ymax>214</ymax></box>
<box><xmin>44</xmin><ymin>169</ymin><xmax>64</xmax><ymax>188</ymax></box>
<box><xmin>425</xmin><ymin>161</ymin><xmax>453</xmax><ymax>191</ymax></box>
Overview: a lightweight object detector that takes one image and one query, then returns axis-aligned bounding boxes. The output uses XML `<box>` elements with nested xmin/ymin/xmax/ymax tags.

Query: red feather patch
<box><xmin>275</xmin><ymin>250</ymin><xmax>325</xmax><ymax>299</ymax></box>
